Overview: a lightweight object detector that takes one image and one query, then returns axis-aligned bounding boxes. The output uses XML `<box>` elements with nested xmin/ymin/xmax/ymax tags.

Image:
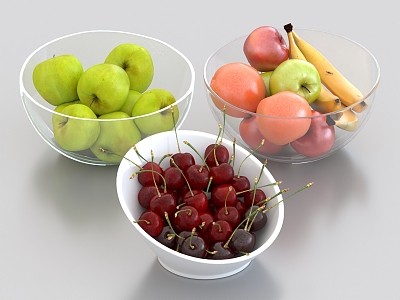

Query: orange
<box><xmin>210</xmin><ymin>62</ymin><xmax>266</xmax><ymax>118</ymax></box>
<box><xmin>256</xmin><ymin>91</ymin><xmax>312</xmax><ymax>145</ymax></box>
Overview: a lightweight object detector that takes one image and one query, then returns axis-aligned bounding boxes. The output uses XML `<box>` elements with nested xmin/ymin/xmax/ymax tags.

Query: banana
<box><xmin>284</xmin><ymin>23</ymin><xmax>342</xmax><ymax>119</ymax></box>
<box><xmin>288</xmin><ymin>24</ymin><xmax>367</xmax><ymax>113</ymax></box>
<box><xmin>334</xmin><ymin>104</ymin><xmax>359</xmax><ymax>132</ymax></box>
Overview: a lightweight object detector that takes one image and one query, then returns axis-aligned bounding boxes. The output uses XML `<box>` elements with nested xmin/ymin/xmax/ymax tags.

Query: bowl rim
<box><xmin>19</xmin><ymin>29</ymin><xmax>195</xmax><ymax>122</ymax></box>
<box><xmin>116</xmin><ymin>129</ymin><xmax>285</xmax><ymax>265</ymax></box>
<box><xmin>203</xmin><ymin>27</ymin><xmax>381</xmax><ymax>120</ymax></box>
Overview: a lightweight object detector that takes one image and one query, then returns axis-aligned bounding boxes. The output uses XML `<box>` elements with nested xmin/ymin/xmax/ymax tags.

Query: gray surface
<box><xmin>2</xmin><ymin>1</ymin><xmax>398</xmax><ymax>299</ymax></box>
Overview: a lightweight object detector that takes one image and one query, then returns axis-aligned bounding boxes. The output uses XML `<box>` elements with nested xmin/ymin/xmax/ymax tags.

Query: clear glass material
<box><xmin>20</xmin><ymin>30</ymin><xmax>195</xmax><ymax>166</ymax></box>
<box><xmin>203</xmin><ymin>28</ymin><xmax>380</xmax><ymax>164</ymax></box>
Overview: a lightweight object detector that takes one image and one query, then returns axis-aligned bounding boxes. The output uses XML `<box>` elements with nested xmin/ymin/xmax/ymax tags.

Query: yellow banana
<box><xmin>289</xmin><ymin>24</ymin><xmax>367</xmax><ymax>113</ymax></box>
<box><xmin>334</xmin><ymin>104</ymin><xmax>359</xmax><ymax>132</ymax></box>
<box><xmin>284</xmin><ymin>23</ymin><xmax>342</xmax><ymax>118</ymax></box>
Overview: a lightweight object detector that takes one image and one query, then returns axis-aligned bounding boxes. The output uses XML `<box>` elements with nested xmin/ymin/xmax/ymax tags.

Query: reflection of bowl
<box><xmin>204</xmin><ymin>28</ymin><xmax>380</xmax><ymax>164</ymax></box>
<box><xmin>20</xmin><ymin>30</ymin><xmax>195</xmax><ymax>166</ymax></box>
<box><xmin>116</xmin><ymin>130</ymin><xmax>284</xmax><ymax>279</ymax></box>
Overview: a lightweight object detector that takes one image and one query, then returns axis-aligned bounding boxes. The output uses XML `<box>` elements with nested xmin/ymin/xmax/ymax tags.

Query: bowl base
<box><xmin>157</xmin><ymin>257</ymin><xmax>251</xmax><ymax>280</ymax></box>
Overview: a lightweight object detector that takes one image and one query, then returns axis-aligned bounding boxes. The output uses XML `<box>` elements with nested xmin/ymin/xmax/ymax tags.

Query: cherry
<box><xmin>204</xmin><ymin>143</ymin><xmax>230</xmax><ymax>168</ymax></box>
<box><xmin>163</xmin><ymin>166</ymin><xmax>185</xmax><ymax>190</ymax></box>
<box><xmin>170</xmin><ymin>152</ymin><xmax>195</xmax><ymax>171</ymax></box>
<box><xmin>180</xmin><ymin>190</ymin><xmax>209</xmax><ymax>213</ymax></box>
<box><xmin>184</xmin><ymin>164</ymin><xmax>210</xmax><ymax>191</ymax></box>
<box><xmin>236</xmin><ymin>200</ymin><xmax>248</xmax><ymax>218</ymax></box>
<box><xmin>228</xmin><ymin>228</ymin><xmax>256</xmax><ymax>254</ymax></box>
<box><xmin>244</xmin><ymin>188</ymin><xmax>267</xmax><ymax>207</ymax></box>
<box><xmin>135</xmin><ymin>210</ymin><xmax>163</xmax><ymax>237</ymax></box>
<box><xmin>137</xmin><ymin>162</ymin><xmax>164</xmax><ymax>186</ymax></box>
<box><xmin>175</xmin><ymin>230</ymin><xmax>198</xmax><ymax>251</ymax></box>
<box><xmin>181</xmin><ymin>232</ymin><xmax>207</xmax><ymax>259</ymax></box>
<box><xmin>230</xmin><ymin>175</ymin><xmax>251</xmax><ymax>196</ymax></box>
<box><xmin>215</xmin><ymin>206</ymin><xmax>241</xmax><ymax>229</ymax></box>
<box><xmin>197</xmin><ymin>211</ymin><xmax>214</xmax><ymax>238</ymax></box>
<box><xmin>174</xmin><ymin>205</ymin><xmax>201</xmax><ymax>232</ymax></box>
<box><xmin>207</xmin><ymin>242</ymin><xmax>235</xmax><ymax>260</ymax></box>
<box><xmin>137</xmin><ymin>185</ymin><xmax>163</xmax><ymax>209</ymax></box>
<box><xmin>154</xmin><ymin>225</ymin><xmax>176</xmax><ymax>248</ymax></box>
<box><xmin>244</xmin><ymin>207</ymin><xmax>267</xmax><ymax>231</ymax></box>
<box><xmin>210</xmin><ymin>162</ymin><xmax>235</xmax><ymax>186</ymax></box>
<box><xmin>209</xmin><ymin>220</ymin><xmax>232</xmax><ymax>243</ymax></box>
<box><xmin>149</xmin><ymin>193</ymin><xmax>177</xmax><ymax>219</ymax></box>
<box><xmin>211</xmin><ymin>184</ymin><xmax>238</xmax><ymax>208</ymax></box>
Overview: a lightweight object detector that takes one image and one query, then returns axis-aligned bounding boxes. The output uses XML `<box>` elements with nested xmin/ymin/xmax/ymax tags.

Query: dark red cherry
<box><xmin>137</xmin><ymin>185</ymin><xmax>163</xmax><ymax>209</ymax></box>
<box><xmin>180</xmin><ymin>190</ymin><xmax>209</xmax><ymax>213</ymax></box>
<box><xmin>209</xmin><ymin>220</ymin><xmax>232</xmax><ymax>244</ymax></box>
<box><xmin>174</xmin><ymin>205</ymin><xmax>201</xmax><ymax>232</ymax></box>
<box><xmin>137</xmin><ymin>162</ymin><xmax>164</xmax><ymax>186</ymax></box>
<box><xmin>175</xmin><ymin>230</ymin><xmax>198</xmax><ymax>251</ymax></box>
<box><xmin>244</xmin><ymin>189</ymin><xmax>267</xmax><ymax>207</ymax></box>
<box><xmin>154</xmin><ymin>225</ymin><xmax>176</xmax><ymax>248</ymax></box>
<box><xmin>204</xmin><ymin>144</ymin><xmax>230</xmax><ymax>168</ymax></box>
<box><xmin>210</xmin><ymin>162</ymin><xmax>235</xmax><ymax>185</ymax></box>
<box><xmin>207</xmin><ymin>242</ymin><xmax>235</xmax><ymax>260</ymax></box>
<box><xmin>163</xmin><ymin>166</ymin><xmax>185</xmax><ymax>190</ymax></box>
<box><xmin>228</xmin><ymin>228</ymin><xmax>256</xmax><ymax>254</ymax></box>
<box><xmin>149</xmin><ymin>193</ymin><xmax>177</xmax><ymax>219</ymax></box>
<box><xmin>211</xmin><ymin>184</ymin><xmax>238</xmax><ymax>208</ymax></box>
<box><xmin>197</xmin><ymin>211</ymin><xmax>214</xmax><ymax>238</ymax></box>
<box><xmin>230</xmin><ymin>175</ymin><xmax>251</xmax><ymax>196</ymax></box>
<box><xmin>181</xmin><ymin>235</ymin><xmax>207</xmax><ymax>258</ymax></box>
<box><xmin>215</xmin><ymin>206</ymin><xmax>241</xmax><ymax>229</ymax></box>
<box><xmin>244</xmin><ymin>207</ymin><xmax>267</xmax><ymax>231</ymax></box>
<box><xmin>135</xmin><ymin>210</ymin><xmax>163</xmax><ymax>237</ymax></box>
<box><xmin>236</xmin><ymin>200</ymin><xmax>248</xmax><ymax>219</ymax></box>
<box><xmin>170</xmin><ymin>152</ymin><xmax>195</xmax><ymax>171</ymax></box>
<box><xmin>184</xmin><ymin>164</ymin><xmax>210</xmax><ymax>191</ymax></box>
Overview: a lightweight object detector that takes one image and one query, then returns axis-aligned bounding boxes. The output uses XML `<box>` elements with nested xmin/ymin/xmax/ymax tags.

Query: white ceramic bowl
<box><xmin>116</xmin><ymin>130</ymin><xmax>284</xmax><ymax>279</ymax></box>
<box><xmin>20</xmin><ymin>30</ymin><xmax>195</xmax><ymax>166</ymax></box>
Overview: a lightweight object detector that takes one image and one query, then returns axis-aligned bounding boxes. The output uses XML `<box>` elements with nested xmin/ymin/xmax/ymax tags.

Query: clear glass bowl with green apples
<box><xmin>20</xmin><ymin>30</ymin><xmax>195</xmax><ymax>166</ymax></box>
<box><xmin>203</xmin><ymin>26</ymin><xmax>380</xmax><ymax>164</ymax></box>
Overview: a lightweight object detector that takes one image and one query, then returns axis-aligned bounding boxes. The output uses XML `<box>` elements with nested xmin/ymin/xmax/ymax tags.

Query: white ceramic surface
<box><xmin>116</xmin><ymin>130</ymin><xmax>284</xmax><ymax>279</ymax></box>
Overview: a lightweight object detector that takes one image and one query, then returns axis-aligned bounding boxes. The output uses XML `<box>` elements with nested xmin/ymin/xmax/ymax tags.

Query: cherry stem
<box><xmin>171</xmin><ymin>106</ymin><xmax>181</xmax><ymax>153</ymax></box>
<box><xmin>164</xmin><ymin>212</ymin><xmax>183</xmax><ymax>239</ymax></box>
<box><xmin>183</xmin><ymin>141</ymin><xmax>210</xmax><ymax>171</ymax></box>
<box><xmin>133</xmin><ymin>145</ymin><xmax>148</xmax><ymax>163</ymax></box>
<box><xmin>220</xmin><ymin>105</ymin><xmax>227</xmax><ymax>144</ymax></box>
<box><xmin>263</xmin><ymin>182</ymin><xmax>314</xmax><ymax>214</ymax></box>
<box><xmin>99</xmin><ymin>148</ymin><xmax>142</xmax><ymax>169</ymax></box>
<box><xmin>170</xmin><ymin>157</ymin><xmax>193</xmax><ymax>196</ymax></box>
<box><xmin>159</xmin><ymin>153</ymin><xmax>172</xmax><ymax>165</ymax></box>
<box><xmin>189</xmin><ymin>227</ymin><xmax>196</xmax><ymax>249</ymax></box>
<box><xmin>237</xmin><ymin>141</ymin><xmax>266</xmax><ymax>177</ymax></box>
<box><xmin>236</xmin><ymin>181</ymin><xmax>282</xmax><ymax>195</ymax></box>
<box><xmin>230</xmin><ymin>138</ymin><xmax>236</xmax><ymax>168</ymax></box>
<box><xmin>244</xmin><ymin>177</ymin><xmax>259</xmax><ymax>231</ymax></box>
<box><xmin>224</xmin><ymin>186</ymin><xmax>233</xmax><ymax>215</ymax></box>
<box><xmin>130</xmin><ymin>169</ymin><xmax>167</xmax><ymax>193</ymax></box>
<box><xmin>133</xmin><ymin>219</ymin><xmax>150</xmax><ymax>225</ymax></box>
<box><xmin>175</xmin><ymin>208</ymin><xmax>192</xmax><ymax>218</ymax></box>
<box><xmin>212</xmin><ymin>221</ymin><xmax>222</xmax><ymax>233</ymax></box>
<box><xmin>206</xmin><ymin>176</ymin><xmax>213</xmax><ymax>194</ymax></box>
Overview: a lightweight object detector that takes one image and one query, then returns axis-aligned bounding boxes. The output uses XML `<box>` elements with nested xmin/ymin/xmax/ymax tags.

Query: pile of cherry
<box><xmin>131</xmin><ymin>138</ymin><xmax>282</xmax><ymax>260</ymax></box>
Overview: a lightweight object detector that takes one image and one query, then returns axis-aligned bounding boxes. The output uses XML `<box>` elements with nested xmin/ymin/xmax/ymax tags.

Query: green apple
<box><xmin>269</xmin><ymin>59</ymin><xmax>321</xmax><ymax>104</ymax></box>
<box><xmin>32</xmin><ymin>54</ymin><xmax>83</xmax><ymax>106</ymax></box>
<box><xmin>51</xmin><ymin>100</ymin><xmax>80</xmax><ymax>127</ymax></box>
<box><xmin>77</xmin><ymin>63</ymin><xmax>130</xmax><ymax>115</ymax></box>
<box><xmin>132</xmin><ymin>89</ymin><xmax>179</xmax><ymax>136</ymax></box>
<box><xmin>260</xmin><ymin>71</ymin><xmax>273</xmax><ymax>97</ymax></box>
<box><xmin>104</xmin><ymin>43</ymin><xmax>154</xmax><ymax>93</ymax></box>
<box><xmin>90</xmin><ymin>111</ymin><xmax>141</xmax><ymax>162</ymax></box>
<box><xmin>119</xmin><ymin>90</ymin><xmax>142</xmax><ymax>116</ymax></box>
<box><xmin>53</xmin><ymin>103</ymin><xmax>100</xmax><ymax>151</ymax></box>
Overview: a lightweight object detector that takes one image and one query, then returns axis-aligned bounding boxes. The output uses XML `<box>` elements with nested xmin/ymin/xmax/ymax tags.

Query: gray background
<box><xmin>2</xmin><ymin>0</ymin><xmax>398</xmax><ymax>299</ymax></box>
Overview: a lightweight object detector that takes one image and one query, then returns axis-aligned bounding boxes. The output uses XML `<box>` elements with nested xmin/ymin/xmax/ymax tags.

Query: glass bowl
<box><xmin>20</xmin><ymin>30</ymin><xmax>195</xmax><ymax>166</ymax></box>
<box><xmin>116</xmin><ymin>130</ymin><xmax>284</xmax><ymax>279</ymax></box>
<box><xmin>204</xmin><ymin>28</ymin><xmax>380</xmax><ymax>164</ymax></box>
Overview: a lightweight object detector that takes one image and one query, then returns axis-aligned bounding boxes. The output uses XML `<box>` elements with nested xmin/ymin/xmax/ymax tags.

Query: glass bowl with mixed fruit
<box><xmin>116</xmin><ymin>126</ymin><xmax>312</xmax><ymax>279</ymax></box>
<box><xmin>204</xmin><ymin>23</ymin><xmax>380</xmax><ymax>164</ymax></box>
<box><xmin>20</xmin><ymin>30</ymin><xmax>195</xmax><ymax>166</ymax></box>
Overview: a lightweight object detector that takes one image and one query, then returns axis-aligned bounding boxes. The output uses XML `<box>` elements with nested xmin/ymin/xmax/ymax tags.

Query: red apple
<box><xmin>290</xmin><ymin>110</ymin><xmax>335</xmax><ymax>157</ymax></box>
<box><xmin>239</xmin><ymin>116</ymin><xmax>285</xmax><ymax>155</ymax></box>
<box><xmin>243</xmin><ymin>26</ymin><xmax>289</xmax><ymax>72</ymax></box>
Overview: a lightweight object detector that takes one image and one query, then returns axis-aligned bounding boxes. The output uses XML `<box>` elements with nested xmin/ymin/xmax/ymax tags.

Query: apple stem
<box><xmin>133</xmin><ymin>144</ymin><xmax>148</xmax><ymax>163</ymax></box>
<box><xmin>98</xmin><ymin>148</ymin><xmax>142</xmax><ymax>169</ymax></box>
<box><xmin>263</xmin><ymin>182</ymin><xmax>314</xmax><ymax>214</ymax></box>
<box><xmin>171</xmin><ymin>106</ymin><xmax>181</xmax><ymax>153</ymax></box>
